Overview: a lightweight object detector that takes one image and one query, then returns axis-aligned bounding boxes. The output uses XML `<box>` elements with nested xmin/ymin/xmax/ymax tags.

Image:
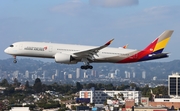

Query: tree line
<box><xmin>0</xmin><ymin>78</ymin><xmax>168</xmax><ymax>98</ymax></box>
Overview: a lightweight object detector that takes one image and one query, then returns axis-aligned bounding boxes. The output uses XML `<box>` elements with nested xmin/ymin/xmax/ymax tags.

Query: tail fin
<box><xmin>119</xmin><ymin>30</ymin><xmax>174</xmax><ymax>63</ymax></box>
<box><xmin>143</xmin><ymin>30</ymin><xmax>174</xmax><ymax>54</ymax></box>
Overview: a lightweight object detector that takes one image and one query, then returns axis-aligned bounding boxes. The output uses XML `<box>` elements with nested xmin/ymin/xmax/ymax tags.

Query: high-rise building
<box><xmin>132</xmin><ymin>72</ymin><xmax>135</xmax><ymax>78</ymax></box>
<box><xmin>55</xmin><ymin>70</ymin><xmax>59</xmax><ymax>77</ymax></box>
<box><xmin>42</xmin><ymin>71</ymin><xmax>46</xmax><ymax>79</ymax></box>
<box><xmin>68</xmin><ymin>74</ymin><xmax>73</xmax><ymax>79</ymax></box>
<box><xmin>115</xmin><ymin>69</ymin><xmax>120</xmax><ymax>77</ymax></box>
<box><xmin>125</xmin><ymin>71</ymin><xmax>130</xmax><ymax>78</ymax></box>
<box><xmin>142</xmin><ymin>71</ymin><xmax>146</xmax><ymax>79</ymax></box>
<box><xmin>76</xmin><ymin>68</ymin><xmax>81</xmax><ymax>79</ymax></box>
<box><xmin>25</xmin><ymin>70</ymin><xmax>29</xmax><ymax>78</ymax></box>
<box><xmin>52</xmin><ymin>75</ymin><xmax>55</xmax><ymax>80</ymax></box>
<box><xmin>13</xmin><ymin>70</ymin><xmax>19</xmax><ymax>79</ymax></box>
<box><xmin>59</xmin><ymin>71</ymin><xmax>64</xmax><ymax>80</ymax></box>
<box><xmin>168</xmin><ymin>73</ymin><xmax>180</xmax><ymax>97</ymax></box>
<box><xmin>32</xmin><ymin>74</ymin><xmax>37</xmax><ymax>80</ymax></box>
<box><xmin>153</xmin><ymin>76</ymin><xmax>157</xmax><ymax>81</ymax></box>
<box><xmin>64</xmin><ymin>72</ymin><xmax>67</xmax><ymax>80</ymax></box>
<box><xmin>53</xmin><ymin>69</ymin><xmax>59</xmax><ymax>80</ymax></box>
<box><xmin>109</xmin><ymin>73</ymin><xmax>115</xmax><ymax>79</ymax></box>
<box><xmin>91</xmin><ymin>70</ymin><xmax>96</xmax><ymax>78</ymax></box>
<box><xmin>84</xmin><ymin>71</ymin><xmax>88</xmax><ymax>78</ymax></box>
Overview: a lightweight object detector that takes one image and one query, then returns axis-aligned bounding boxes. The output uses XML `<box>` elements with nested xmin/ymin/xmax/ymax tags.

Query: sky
<box><xmin>0</xmin><ymin>0</ymin><xmax>180</xmax><ymax>62</ymax></box>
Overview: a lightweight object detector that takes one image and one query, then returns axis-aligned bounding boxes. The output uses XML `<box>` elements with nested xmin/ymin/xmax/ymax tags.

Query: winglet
<box><xmin>123</xmin><ymin>44</ymin><xmax>128</xmax><ymax>49</ymax></box>
<box><xmin>105</xmin><ymin>39</ymin><xmax>114</xmax><ymax>46</ymax></box>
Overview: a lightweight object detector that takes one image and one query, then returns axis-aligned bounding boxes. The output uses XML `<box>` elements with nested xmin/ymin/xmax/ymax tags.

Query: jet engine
<box><xmin>54</xmin><ymin>53</ymin><xmax>76</xmax><ymax>64</ymax></box>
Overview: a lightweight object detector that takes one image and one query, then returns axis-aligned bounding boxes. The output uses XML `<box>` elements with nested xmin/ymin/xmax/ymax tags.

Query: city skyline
<box><xmin>1</xmin><ymin>58</ymin><xmax>179</xmax><ymax>88</ymax></box>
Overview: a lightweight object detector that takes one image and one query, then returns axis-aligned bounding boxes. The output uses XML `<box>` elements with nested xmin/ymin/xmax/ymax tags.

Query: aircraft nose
<box><xmin>4</xmin><ymin>48</ymin><xmax>8</xmax><ymax>53</ymax></box>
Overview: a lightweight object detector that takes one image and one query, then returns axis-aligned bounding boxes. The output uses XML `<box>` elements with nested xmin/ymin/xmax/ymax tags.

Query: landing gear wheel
<box><xmin>13</xmin><ymin>60</ymin><xmax>17</xmax><ymax>63</ymax></box>
<box><xmin>81</xmin><ymin>66</ymin><xmax>87</xmax><ymax>70</ymax></box>
<box><xmin>80</xmin><ymin>66</ymin><xmax>84</xmax><ymax>69</ymax></box>
<box><xmin>88</xmin><ymin>65</ymin><xmax>93</xmax><ymax>69</ymax></box>
<box><xmin>13</xmin><ymin>55</ymin><xmax>17</xmax><ymax>63</ymax></box>
<box><xmin>80</xmin><ymin>65</ymin><xmax>93</xmax><ymax>70</ymax></box>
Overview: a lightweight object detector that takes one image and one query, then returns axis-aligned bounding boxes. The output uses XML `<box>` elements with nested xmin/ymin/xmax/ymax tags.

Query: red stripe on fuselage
<box><xmin>118</xmin><ymin>38</ymin><xmax>158</xmax><ymax>63</ymax></box>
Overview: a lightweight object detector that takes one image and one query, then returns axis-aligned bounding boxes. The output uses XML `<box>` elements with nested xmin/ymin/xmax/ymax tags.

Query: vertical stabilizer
<box><xmin>144</xmin><ymin>30</ymin><xmax>174</xmax><ymax>54</ymax></box>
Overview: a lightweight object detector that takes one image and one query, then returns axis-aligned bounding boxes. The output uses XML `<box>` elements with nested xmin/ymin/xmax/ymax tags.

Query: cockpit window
<box><xmin>10</xmin><ymin>45</ymin><xmax>14</xmax><ymax>47</ymax></box>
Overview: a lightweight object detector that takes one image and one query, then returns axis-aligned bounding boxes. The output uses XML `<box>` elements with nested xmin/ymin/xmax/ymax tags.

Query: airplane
<box><xmin>4</xmin><ymin>30</ymin><xmax>173</xmax><ymax>70</ymax></box>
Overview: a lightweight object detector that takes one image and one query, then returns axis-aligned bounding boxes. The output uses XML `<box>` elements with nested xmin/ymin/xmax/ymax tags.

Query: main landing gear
<box><xmin>81</xmin><ymin>65</ymin><xmax>93</xmax><ymax>70</ymax></box>
<box><xmin>80</xmin><ymin>58</ymin><xmax>93</xmax><ymax>70</ymax></box>
<box><xmin>13</xmin><ymin>56</ymin><xmax>17</xmax><ymax>63</ymax></box>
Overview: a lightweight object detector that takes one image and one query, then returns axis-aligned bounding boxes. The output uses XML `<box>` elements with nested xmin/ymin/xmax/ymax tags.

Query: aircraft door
<box><xmin>48</xmin><ymin>46</ymin><xmax>53</xmax><ymax>52</ymax></box>
<box><xmin>133</xmin><ymin>54</ymin><xmax>138</xmax><ymax>59</ymax></box>
<box><xmin>19</xmin><ymin>44</ymin><xmax>23</xmax><ymax>50</ymax></box>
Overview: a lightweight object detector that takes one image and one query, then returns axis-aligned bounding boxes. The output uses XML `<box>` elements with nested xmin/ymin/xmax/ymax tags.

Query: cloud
<box><xmin>89</xmin><ymin>0</ymin><xmax>139</xmax><ymax>8</ymax></box>
<box><xmin>50</xmin><ymin>0</ymin><xmax>87</xmax><ymax>16</ymax></box>
<box><xmin>142</xmin><ymin>6</ymin><xmax>180</xmax><ymax>21</ymax></box>
<box><xmin>50</xmin><ymin>0</ymin><xmax>139</xmax><ymax>16</ymax></box>
<box><xmin>109</xmin><ymin>5</ymin><xmax>180</xmax><ymax>31</ymax></box>
<box><xmin>144</xmin><ymin>6</ymin><xmax>171</xmax><ymax>16</ymax></box>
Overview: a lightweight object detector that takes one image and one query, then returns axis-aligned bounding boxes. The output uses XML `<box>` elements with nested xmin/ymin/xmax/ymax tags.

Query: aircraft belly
<box><xmin>94</xmin><ymin>56</ymin><xmax>125</xmax><ymax>63</ymax></box>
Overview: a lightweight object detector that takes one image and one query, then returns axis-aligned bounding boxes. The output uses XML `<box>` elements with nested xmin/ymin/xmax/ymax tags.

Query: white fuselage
<box><xmin>4</xmin><ymin>41</ymin><xmax>138</xmax><ymax>63</ymax></box>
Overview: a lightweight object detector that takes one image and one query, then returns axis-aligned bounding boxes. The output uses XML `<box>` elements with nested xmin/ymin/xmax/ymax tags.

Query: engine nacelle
<box><xmin>54</xmin><ymin>53</ymin><xmax>76</xmax><ymax>64</ymax></box>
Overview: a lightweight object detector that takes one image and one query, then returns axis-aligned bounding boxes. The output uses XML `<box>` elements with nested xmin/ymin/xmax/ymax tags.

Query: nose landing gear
<box><xmin>13</xmin><ymin>56</ymin><xmax>17</xmax><ymax>63</ymax></box>
<box><xmin>13</xmin><ymin>59</ymin><xmax>17</xmax><ymax>63</ymax></box>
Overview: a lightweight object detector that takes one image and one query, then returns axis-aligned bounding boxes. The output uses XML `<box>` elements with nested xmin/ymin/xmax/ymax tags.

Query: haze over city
<box><xmin>1</xmin><ymin>0</ymin><xmax>180</xmax><ymax>62</ymax></box>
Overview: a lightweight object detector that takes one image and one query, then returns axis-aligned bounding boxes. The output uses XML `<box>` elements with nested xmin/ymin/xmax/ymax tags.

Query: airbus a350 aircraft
<box><xmin>4</xmin><ymin>30</ymin><xmax>173</xmax><ymax>69</ymax></box>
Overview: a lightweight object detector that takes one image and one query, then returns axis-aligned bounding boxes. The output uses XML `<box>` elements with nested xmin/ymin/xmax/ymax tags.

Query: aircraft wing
<box><xmin>73</xmin><ymin>39</ymin><xmax>114</xmax><ymax>60</ymax></box>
